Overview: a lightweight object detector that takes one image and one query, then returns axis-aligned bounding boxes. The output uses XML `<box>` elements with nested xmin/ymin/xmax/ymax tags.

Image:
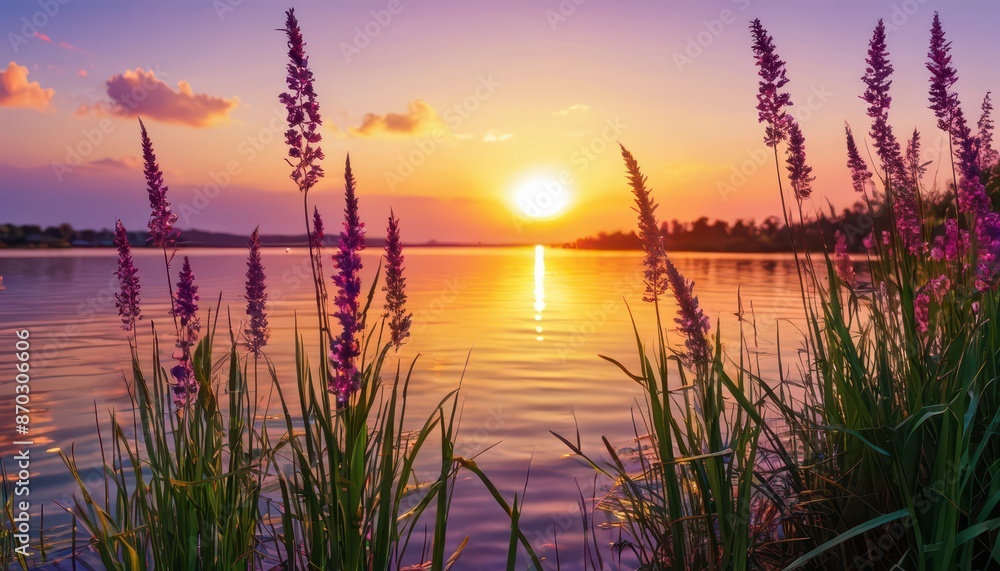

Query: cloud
<box><xmin>77</xmin><ymin>69</ymin><xmax>87</xmax><ymax>77</ymax></box>
<box><xmin>483</xmin><ymin>130</ymin><xmax>513</xmax><ymax>143</ymax></box>
<box><xmin>554</xmin><ymin>103</ymin><xmax>590</xmax><ymax>116</ymax></box>
<box><xmin>33</xmin><ymin>32</ymin><xmax>51</xmax><ymax>43</ymax></box>
<box><xmin>85</xmin><ymin>157</ymin><xmax>142</xmax><ymax>170</ymax></box>
<box><xmin>0</xmin><ymin>61</ymin><xmax>55</xmax><ymax>111</ymax></box>
<box><xmin>350</xmin><ymin>100</ymin><xmax>450</xmax><ymax>138</ymax></box>
<box><xmin>58</xmin><ymin>41</ymin><xmax>83</xmax><ymax>52</ymax></box>
<box><xmin>79</xmin><ymin>68</ymin><xmax>238</xmax><ymax>127</ymax></box>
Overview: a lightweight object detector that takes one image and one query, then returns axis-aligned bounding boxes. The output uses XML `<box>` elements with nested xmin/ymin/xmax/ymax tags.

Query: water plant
<box><xmin>559</xmin><ymin>13</ymin><xmax>1000</xmax><ymax>571</ymax></box>
<box><xmin>52</xmin><ymin>8</ymin><xmax>541</xmax><ymax>571</ymax></box>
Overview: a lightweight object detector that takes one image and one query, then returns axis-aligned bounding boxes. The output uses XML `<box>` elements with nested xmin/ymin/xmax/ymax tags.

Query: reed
<box><xmin>561</xmin><ymin>13</ymin><xmax>1000</xmax><ymax>570</ymax></box>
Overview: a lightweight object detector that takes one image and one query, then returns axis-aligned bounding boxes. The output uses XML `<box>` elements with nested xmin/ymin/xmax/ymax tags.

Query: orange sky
<box><xmin>1</xmin><ymin>1</ymin><xmax>998</xmax><ymax>243</ymax></box>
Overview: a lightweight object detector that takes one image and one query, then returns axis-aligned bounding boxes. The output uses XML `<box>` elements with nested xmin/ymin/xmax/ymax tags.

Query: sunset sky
<box><xmin>1</xmin><ymin>0</ymin><xmax>998</xmax><ymax>243</ymax></box>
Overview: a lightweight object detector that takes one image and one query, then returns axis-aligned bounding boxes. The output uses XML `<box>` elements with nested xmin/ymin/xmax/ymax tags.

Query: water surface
<box><xmin>0</xmin><ymin>246</ymin><xmax>810</xmax><ymax>569</ymax></box>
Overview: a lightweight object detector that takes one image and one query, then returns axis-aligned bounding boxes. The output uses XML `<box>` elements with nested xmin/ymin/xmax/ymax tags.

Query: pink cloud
<box><xmin>33</xmin><ymin>32</ymin><xmax>51</xmax><ymax>43</ymax></box>
<box><xmin>77</xmin><ymin>69</ymin><xmax>88</xmax><ymax>77</ymax></box>
<box><xmin>58</xmin><ymin>41</ymin><xmax>82</xmax><ymax>52</ymax></box>
<box><xmin>85</xmin><ymin>157</ymin><xmax>142</xmax><ymax>170</ymax></box>
<box><xmin>78</xmin><ymin>68</ymin><xmax>238</xmax><ymax>127</ymax></box>
<box><xmin>0</xmin><ymin>61</ymin><xmax>54</xmax><ymax>111</ymax></box>
<box><xmin>350</xmin><ymin>100</ymin><xmax>450</xmax><ymax>138</ymax></box>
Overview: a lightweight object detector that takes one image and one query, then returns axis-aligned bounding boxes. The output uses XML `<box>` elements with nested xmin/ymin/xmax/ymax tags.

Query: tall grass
<box><xmin>59</xmin><ymin>314</ymin><xmax>268</xmax><ymax>570</ymax></box>
<box><xmin>555</xmin><ymin>149</ymin><xmax>777</xmax><ymax>570</ymax></box>
<box><xmin>561</xmin><ymin>13</ymin><xmax>1000</xmax><ymax>571</ymax></box>
<box><xmin>270</xmin><ymin>314</ymin><xmax>465</xmax><ymax>570</ymax></box>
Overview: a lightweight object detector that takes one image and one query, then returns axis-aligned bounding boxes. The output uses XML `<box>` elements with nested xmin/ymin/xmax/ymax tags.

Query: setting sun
<box><xmin>513</xmin><ymin>176</ymin><xmax>572</xmax><ymax>220</ymax></box>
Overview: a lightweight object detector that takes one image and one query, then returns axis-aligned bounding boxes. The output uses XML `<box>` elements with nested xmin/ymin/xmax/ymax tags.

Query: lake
<box><xmin>0</xmin><ymin>246</ymin><xmax>810</xmax><ymax>569</ymax></box>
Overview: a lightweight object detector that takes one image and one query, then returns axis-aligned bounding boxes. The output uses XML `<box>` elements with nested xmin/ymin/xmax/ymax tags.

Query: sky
<box><xmin>1</xmin><ymin>0</ymin><xmax>998</xmax><ymax>244</ymax></box>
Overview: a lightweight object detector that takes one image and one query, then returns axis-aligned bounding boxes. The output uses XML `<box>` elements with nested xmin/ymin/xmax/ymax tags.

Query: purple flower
<box><xmin>955</xmin><ymin>112</ymin><xmax>993</xmax><ymax>216</ymax></box>
<box><xmin>978</xmin><ymin>92</ymin><xmax>998</xmax><ymax>170</ymax></box>
<box><xmin>310</xmin><ymin>206</ymin><xmax>325</xmax><ymax>250</ymax></box>
<box><xmin>861</xmin><ymin>21</ymin><xmax>922</xmax><ymax>254</ymax></box>
<box><xmin>620</xmin><ymin>144</ymin><xmax>711</xmax><ymax>369</ymax></box>
<box><xmin>664</xmin><ymin>259</ymin><xmax>712</xmax><ymax>369</ymax></box>
<box><xmin>171</xmin><ymin>257</ymin><xmax>200</xmax><ymax>406</ymax></box>
<box><xmin>244</xmin><ymin>228</ymin><xmax>269</xmax><ymax>358</ymax></box>
<box><xmin>834</xmin><ymin>230</ymin><xmax>855</xmax><ymax>288</ymax></box>
<box><xmin>925</xmin><ymin>15</ymin><xmax>1000</xmax><ymax>286</ymax></box>
<box><xmin>845</xmin><ymin>124</ymin><xmax>873</xmax><ymax>193</ymax></box>
<box><xmin>329</xmin><ymin>155</ymin><xmax>366</xmax><ymax>406</ymax></box>
<box><xmin>785</xmin><ymin>120</ymin><xmax>814</xmax><ymax>200</ymax></box>
<box><xmin>139</xmin><ymin>118</ymin><xmax>179</xmax><ymax>248</ymax></box>
<box><xmin>927</xmin><ymin>13</ymin><xmax>960</xmax><ymax>134</ymax></box>
<box><xmin>926</xmin><ymin>15</ymin><xmax>978</xmax><ymax>189</ymax></box>
<box><xmin>973</xmin><ymin>213</ymin><xmax>1000</xmax><ymax>289</ymax></box>
<box><xmin>621</xmin><ymin>144</ymin><xmax>667</xmax><ymax>302</ymax></box>
<box><xmin>279</xmin><ymin>8</ymin><xmax>324</xmax><ymax>193</ymax></box>
<box><xmin>861</xmin><ymin>20</ymin><xmax>906</xmax><ymax>180</ymax></box>
<box><xmin>914</xmin><ymin>274</ymin><xmax>950</xmax><ymax>334</ymax></box>
<box><xmin>863</xmin><ymin>232</ymin><xmax>876</xmax><ymax>250</ymax></box>
<box><xmin>383</xmin><ymin>211</ymin><xmax>412</xmax><ymax>351</ymax></box>
<box><xmin>905</xmin><ymin>129</ymin><xmax>927</xmax><ymax>187</ymax></box>
<box><xmin>171</xmin><ymin>359</ymin><xmax>196</xmax><ymax>408</ymax></box>
<box><xmin>113</xmin><ymin>220</ymin><xmax>141</xmax><ymax>331</ymax></box>
<box><xmin>308</xmin><ymin>206</ymin><xmax>330</xmax><ymax>309</ymax></box>
<box><xmin>750</xmin><ymin>19</ymin><xmax>793</xmax><ymax>148</ymax></box>
<box><xmin>173</xmin><ymin>256</ymin><xmax>200</xmax><ymax>348</ymax></box>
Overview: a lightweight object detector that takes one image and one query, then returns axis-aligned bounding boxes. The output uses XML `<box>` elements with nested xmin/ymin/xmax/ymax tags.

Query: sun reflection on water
<box><xmin>533</xmin><ymin>245</ymin><xmax>545</xmax><ymax>341</ymax></box>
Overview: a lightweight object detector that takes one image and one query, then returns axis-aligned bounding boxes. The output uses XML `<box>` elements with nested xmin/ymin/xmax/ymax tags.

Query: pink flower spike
<box><xmin>927</xmin><ymin>13</ymin><xmax>960</xmax><ymax>134</ymax></box>
<box><xmin>244</xmin><ymin>228</ymin><xmax>269</xmax><ymax>358</ymax></box>
<box><xmin>329</xmin><ymin>155</ymin><xmax>366</xmax><ymax>406</ymax></box>
<box><xmin>861</xmin><ymin>20</ymin><xmax>905</xmax><ymax>181</ymax></box>
<box><xmin>785</xmin><ymin>120</ymin><xmax>814</xmax><ymax>200</ymax></box>
<box><xmin>834</xmin><ymin>231</ymin><xmax>855</xmax><ymax>288</ymax></box>
<box><xmin>383</xmin><ymin>210</ymin><xmax>412</xmax><ymax>351</ymax></box>
<box><xmin>620</xmin><ymin>144</ymin><xmax>667</xmax><ymax>302</ymax></box>
<box><xmin>310</xmin><ymin>206</ymin><xmax>325</xmax><ymax>250</ymax></box>
<box><xmin>620</xmin><ymin>144</ymin><xmax>711</xmax><ymax>369</ymax></box>
<box><xmin>845</xmin><ymin>124</ymin><xmax>873</xmax><ymax>193</ymax></box>
<box><xmin>749</xmin><ymin>19</ymin><xmax>793</xmax><ymax>148</ymax></box>
<box><xmin>905</xmin><ymin>129</ymin><xmax>927</xmax><ymax>186</ymax></box>
<box><xmin>171</xmin><ymin>256</ymin><xmax>200</xmax><ymax>406</ymax></box>
<box><xmin>280</xmin><ymin>8</ymin><xmax>324</xmax><ymax>192</ymax></box>
<box><xmin>139</xmin><ymin>118</ymin><xmax>179</xmax><ymax>248</ymax></box>
<box><xmin>978</xmin><ymin>92</ymin><xmax>998</xmax><ymax>170</ymax></box>
<box><xmin>113</xmin><ymin>220</ymin><xmax>141</xmax><ymax>331</ymax></box>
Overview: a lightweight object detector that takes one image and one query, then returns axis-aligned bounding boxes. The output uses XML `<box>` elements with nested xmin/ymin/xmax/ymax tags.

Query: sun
<box><xmin>514</xmin><ymin>176</ymin><xmax>572</xmax><ymax>220</ymax></box>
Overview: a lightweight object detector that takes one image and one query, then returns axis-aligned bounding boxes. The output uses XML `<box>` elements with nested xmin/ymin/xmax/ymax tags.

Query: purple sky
<box><xmin>2</xmin><ymin>0</ymin><xmax>998</xmax><ymax>242</ymax></box>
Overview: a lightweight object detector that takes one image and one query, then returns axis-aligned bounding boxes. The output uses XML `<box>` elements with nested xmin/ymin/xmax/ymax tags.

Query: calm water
<box><xmin>0</xmin><ymin>247</ymin><xmax>810</xmax><ymax>569</ymax></box>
